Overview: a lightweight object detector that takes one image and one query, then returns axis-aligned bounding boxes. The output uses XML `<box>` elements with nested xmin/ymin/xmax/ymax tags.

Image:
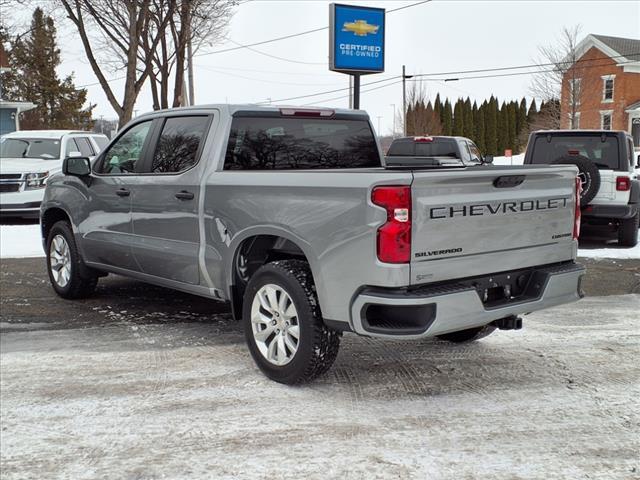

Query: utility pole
<box><xmin>402</xmin><ymin>65</ymin><xmax>413</xmax><ymax>136</ymax></box>
<box><xmin>390</xmin><ymin>104</ymin><xmax>396</xmax><ymax>137</ymax></box>
<box><xmin>349</xmin><ymin>76</ymin><xmax>353</xmax><ymax>109</ymax></box>
<box><xmin>377</xmin><ymin>116</ymin><xmax>382</xmax><ymax>135</ymax></box>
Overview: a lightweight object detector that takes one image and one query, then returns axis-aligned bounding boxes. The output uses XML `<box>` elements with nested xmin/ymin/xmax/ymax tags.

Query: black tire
<box><xmin>618</xmin><ymin>211</ymin><xmax>639</xmax><ymax>247</ymax></box>
<box><xmin>437</xmin><ymin>325</ymin><xmax>496</xmax><ymax>343</ymax></box>
<box><xmin>46</xmin><ymin>220</ymin><xmax>98</xmax><ymax>299</ymax></box>
<box><xmin>242</xmin><ymin>259</ymin><xmax>341</xmax><ymax>384</ymax></box>
<box><xmin>551</xmin><ymin>155</ymin><xmax>600</xmax><ymax>205</ymax></box>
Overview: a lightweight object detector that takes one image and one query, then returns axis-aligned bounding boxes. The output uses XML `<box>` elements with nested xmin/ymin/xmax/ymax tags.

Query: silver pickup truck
<box><xmin>41</xmin><ymin>105</ymin><xmax>585</xmax><ymax>384</ymax></box>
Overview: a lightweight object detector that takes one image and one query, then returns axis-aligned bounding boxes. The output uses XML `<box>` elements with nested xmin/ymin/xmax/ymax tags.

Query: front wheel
<box><xmin>242</xmin><ymin>260</ymin><xmax>341</xmax><ymax>384</ymax></box>
<box><xmin>618</xmin><ymin>211</ymin><xmax>639</xmax><ymax>247</ymax></box>
<box><xmin>437</xmin><ymin>325</ymin><xmax>496</xmax><ymax>343</ymax></box>
<box><xmin>46</xmin><ymin>221</ymin><xmax>98</xmax><ymax>299</ymax></box>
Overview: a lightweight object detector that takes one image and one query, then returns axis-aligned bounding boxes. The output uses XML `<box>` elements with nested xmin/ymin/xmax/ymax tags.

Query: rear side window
<box><xmin>74</xmin><ymin>137</ymin><xmax>95</xmax><ymax>157</ymax></box>
<box><xmin>93</xmin><ymin>136</ymin><xmax>108</xmax><ymax>150</ymax></box>
<box><xmin>224</xmin><ymin>117</ymin><xmax>380</xmax><ymax>170</ymax></box>
<box><xmin>151</xmin><ymin>116</ymin><xmax>209</xmax><ymax>173</ymax></box>
<box><xmin>530</xmin><ymin>134</ymin><xmax>621</xmax><ymax>170</ymax></box>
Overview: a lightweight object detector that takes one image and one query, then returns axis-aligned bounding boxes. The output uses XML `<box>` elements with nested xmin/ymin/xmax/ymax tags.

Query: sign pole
<box><xmin>353</xmin><ymin>74</ymin><xmax>361</xmax><ymax>109</ymax></box>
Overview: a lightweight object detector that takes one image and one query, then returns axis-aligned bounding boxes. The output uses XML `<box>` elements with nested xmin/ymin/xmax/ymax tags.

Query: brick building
<box><xmin>560</xmin><ymin>34</ymin><xmax>640</xmax><ymax>147</ymax></box>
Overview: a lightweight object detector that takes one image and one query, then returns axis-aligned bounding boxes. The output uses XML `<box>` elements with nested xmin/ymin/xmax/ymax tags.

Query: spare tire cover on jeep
<box><xmin>551</xmin><ymin>155</ymin><xmax>601</xmax><ymax>205</ymax></box>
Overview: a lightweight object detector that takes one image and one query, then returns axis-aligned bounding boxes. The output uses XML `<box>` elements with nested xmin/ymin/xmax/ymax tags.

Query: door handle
<box><xmin>116</xmin><ymin>188</ymin><xmax>130</xmax><ymax>197</ymax></box>
<box><xmin>175</xmin><ymin>190</ymin><xmax>195</xmax><ymax>200</ymax></box>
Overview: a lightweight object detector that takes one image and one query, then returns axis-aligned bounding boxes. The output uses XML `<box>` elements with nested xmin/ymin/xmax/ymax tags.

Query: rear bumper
<box><xmin>349</xmin><ymin>262</ymin><xmax>586</xmax><ymax>339</ymax></box>
<box><xmin>582</xmin><ymin>203</ymin><xmax>637</xmax><ymax>220</ymax></box>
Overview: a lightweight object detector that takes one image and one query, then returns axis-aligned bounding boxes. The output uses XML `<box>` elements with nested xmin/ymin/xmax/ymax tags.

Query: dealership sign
<box><xmin>329</xmin><ymin>3</ymin><xmax>385</xmax><ymax>74</ymax></box>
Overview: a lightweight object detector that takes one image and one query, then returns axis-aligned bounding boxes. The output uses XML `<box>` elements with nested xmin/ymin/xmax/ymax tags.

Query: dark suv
<box><xmin>524</xmin><ymin>130</ymin><xmax>639</xmax><ymax>247</ymax></box>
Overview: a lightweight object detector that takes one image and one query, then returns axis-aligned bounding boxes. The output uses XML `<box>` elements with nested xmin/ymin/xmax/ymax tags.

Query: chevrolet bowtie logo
<box><xmin>342</xmin><ymin>19</ymin><xmax>379</xmax><ymax>36</ymax></box>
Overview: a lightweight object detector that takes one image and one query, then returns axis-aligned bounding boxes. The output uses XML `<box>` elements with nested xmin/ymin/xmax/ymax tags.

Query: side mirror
<box><xmin>62</xmin><ymin>156</ymin><xmax>91</xmax><ymax>177</ymax></box>
<box><xmin>483</xmin><ymin>155</ymin><xmax>494</xmax><ymax>164</ymax></box>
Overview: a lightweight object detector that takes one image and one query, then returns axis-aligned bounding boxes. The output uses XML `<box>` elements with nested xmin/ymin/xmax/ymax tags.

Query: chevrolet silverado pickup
<box><xmin>40</xmin><ymin>105</ymin><xmax>585</xmax><ymax>384</ymax></box>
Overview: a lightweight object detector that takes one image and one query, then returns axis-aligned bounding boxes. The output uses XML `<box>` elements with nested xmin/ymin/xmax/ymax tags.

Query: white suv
<box><xmin>524</xmin><ymin>130</ymin><xmax>639</xmax><ymax>247</ymax></box>
<box><xmin>0</xmin><ymin>130</ymin><xmax>108</xmax><ymax>219</ymax></box>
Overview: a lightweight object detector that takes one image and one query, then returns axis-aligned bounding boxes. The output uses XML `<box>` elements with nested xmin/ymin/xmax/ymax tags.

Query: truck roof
<box><xmin>2</xmin><ymin>130</ymin><xmax>104</xmax><ymax>138</ymax></box>
<box><xmin>135</xmin><ymin>104</ymin><xmax>368</xmax><ymax>119</ymax></box>
<box><xmin>531</xmin><ymin>129</ymin><xmax>629</xmax><ymax>135</ymax></box>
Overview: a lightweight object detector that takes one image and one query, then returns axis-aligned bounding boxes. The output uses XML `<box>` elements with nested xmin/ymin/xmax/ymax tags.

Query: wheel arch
<box><xmin>41</xmin><ymin>206</ymin><xmax>73</xmax><ymax>244</ymax></box>
<box><xmin>226</xmin><ymin>229</ymin><xmax>320</xmax><ymax>321</ymax></box>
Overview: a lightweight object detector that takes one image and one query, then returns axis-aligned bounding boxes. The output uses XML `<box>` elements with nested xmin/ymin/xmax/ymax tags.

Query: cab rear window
<box><xmin>388</xmin><ymin>139</ymin><xmax>459</xmax><ymax>158</ymax></box>
<box><xmin>530</xmin><ymin>135</ymin><xmax>621</xmax><ymax>170</ymax></box>
<box><xmin>224</xmin><ymin>117</ymin><xmax>380</xmax><ymax>170</ymax></box>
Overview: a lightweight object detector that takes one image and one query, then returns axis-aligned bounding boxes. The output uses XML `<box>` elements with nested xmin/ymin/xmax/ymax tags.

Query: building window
<box><xmin>602</xmin><ymin>75</ymin><xmax>615</xmax><ymax>102</ymax></box>
<box><xmin>600</xmin><ymin>111</ymin><xmax>612</xmax><ymax>130</ymax></box>
<box><xmin>571</xmin><ymin>112</ymin><xmax>581</xmax><ymax>129</ymax></box>
<box><xmin>569</xmin><ymin>78</ymin><xmax>581</xmax><ymax>107</ymax></box>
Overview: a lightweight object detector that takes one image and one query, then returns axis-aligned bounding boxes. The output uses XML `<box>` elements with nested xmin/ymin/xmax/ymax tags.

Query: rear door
<box><xmin>130</xmin><ymin>114</ymin><xmax>211</xmax><ymax>285</ymax></box>
<box><xmin>410</xmin><ymin>165</ymin><xmax>578</xmax><ymax>285</ymax></box>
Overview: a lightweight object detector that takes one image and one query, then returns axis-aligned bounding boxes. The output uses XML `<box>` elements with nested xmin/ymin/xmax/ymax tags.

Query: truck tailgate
<box><xmin>410</xmin><ymin>165</ymin><xmax>579</xmax><ymax>285</ymax></box>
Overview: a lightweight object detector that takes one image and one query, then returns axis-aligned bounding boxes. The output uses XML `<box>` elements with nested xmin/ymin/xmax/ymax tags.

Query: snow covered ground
<box><xmin>2</xmin><ymin>222</ymin><xmax>637</xmax><ymax>260</ymax></box>
<box><xmin>1</xmin><ymin>292</ymin><xmax>638</xmax><ymax>479</ymax></box>
<box><xmin>0</xmin><ymin>224</ymin><xmax>43</xmax><ymax>258</ymax></box>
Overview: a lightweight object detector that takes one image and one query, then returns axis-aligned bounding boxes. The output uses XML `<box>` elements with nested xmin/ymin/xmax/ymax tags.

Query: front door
<box><xmin>80</xmin><ymin>120</ymin><xmax>155</xmax><ymax>271</ymax></box>
<box><xmin>130</xmin><ymin>115</ymin><xmax>211</xmax><ymax>285</ymax></box>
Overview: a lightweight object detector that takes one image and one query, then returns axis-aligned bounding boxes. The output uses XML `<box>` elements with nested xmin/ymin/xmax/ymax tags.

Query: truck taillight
<box><xmin>573</xmin><ymin>176</ymin><xmax>581</xmax><ymax>240</ymax></box>
<box><xmin>371</xmin><ymin>186</ymin><xmax>411</xmax><ymax>263</ymax></box>
<box><xmin>616</xmin><ymin>176</ymin><xmax>631</xmax><ymax>191</ymax></box>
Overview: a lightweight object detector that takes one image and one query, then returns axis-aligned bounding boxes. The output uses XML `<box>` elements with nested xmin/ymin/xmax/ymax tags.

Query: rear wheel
<box><xmin>618</xmin><ymin>211</ymin><xmax>639</xmax><ymax>247</ymax></box>
<box><xmin>242</xmin><ymin>260</ymin><xmax>341</xmax><ymax>384</ymax></box>
<box><xmin>437</xmin><ymin>325</ymin><xmax>496</xmax><ymax>343</ymax></box>
<box><xmin>46</xmin><ymin>221</ymin><xmax>98</xmax><ymax>299</ymax></box>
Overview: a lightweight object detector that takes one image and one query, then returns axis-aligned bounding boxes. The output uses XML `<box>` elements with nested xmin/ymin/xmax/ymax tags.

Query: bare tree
<box><xmin>142</xmin><ymin>0</ymin><xmax>233</xmax><ymax>110</ymax></box>
<box><xmin>530</xmin><ymin>25</ymin><xmax>586</xmax><ymax>130</ymax></box>
<box><xmin>58</xmin><ymin>0</ymin><xmax>174</xmax><ymax>127</ymax></box>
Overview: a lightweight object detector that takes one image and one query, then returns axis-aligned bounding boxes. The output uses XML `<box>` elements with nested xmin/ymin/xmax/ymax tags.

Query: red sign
<box><xmin>505</xmin><ymin>149</ymin><xmax>512</xmax><ymax>157</ymax></box>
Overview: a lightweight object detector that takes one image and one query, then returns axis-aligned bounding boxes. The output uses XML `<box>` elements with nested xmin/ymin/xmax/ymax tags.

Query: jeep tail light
<box><xmin>616</xmin><ymin>176</ymin><xmax>631</xmax><ymax>191</ymax></box>
<box><xmin>371</xmin><ymin>186</ymin><xmax>411</xmax><ymax>263</ymax></box>
<box><xmin>573</xmin><ymin>176</ymin><xmax>581</xmax><ymax>240</ymax></box>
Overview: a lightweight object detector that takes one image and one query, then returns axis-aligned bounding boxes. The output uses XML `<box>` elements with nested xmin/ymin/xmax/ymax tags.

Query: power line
<box><xmin>409</xmin><ymin>59</ymin><xmax>639</xmax><ymax>82</ymax></box>
<box><xmin>196</xmin><ymin>0</ymin><xmax>432</xmax><ymax>59</ymax></box>
<box><xmin>223</xmin><ymin>38</ymin><xmax>325</xmax><ymax>65</ymax></box>
<box><xmin>411</xmin><ymin>53</ymin><xmax>640</xmax><ymax>79</ymax></box>
<box><xmin>256</xmin><ymin>75</ymin><xmax>401</xmax><ymax>105</ymax></box>
<box><xmin>301</xmin><ymin>79</ymin><xmax>404</xmax><ymax>106</ymax></box>
<box><xmin>76</xmin><ymin>1</ymin><xmax>432</xmax><ymax>88</ymax></box>
<box><xmin>195</xmin><ymin>64</ymin><xmax>342</xmax><ymax>86</ymax></box>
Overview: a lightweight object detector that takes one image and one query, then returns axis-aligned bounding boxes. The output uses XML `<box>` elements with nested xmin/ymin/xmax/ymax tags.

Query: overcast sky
<box><xmin>47</xmin><ymin>0</ymin><xmax>640</xmax><ymax>134</ymax></box>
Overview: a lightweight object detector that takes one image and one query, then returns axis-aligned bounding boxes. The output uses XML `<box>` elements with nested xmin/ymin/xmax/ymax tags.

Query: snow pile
<box><xmin>1</xmin><ymin>224</ymin><xmax>44</xmax><ymax>258</ymax></box>
<box><xmin>492</xmin><ymin>153</ymin><xmax>525</xmax><ymax>165</ymax></box>
<box><xmin>578</xmin><ymin>244</ymin><xmax>639</xmax><ymax>259</ymax></box>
